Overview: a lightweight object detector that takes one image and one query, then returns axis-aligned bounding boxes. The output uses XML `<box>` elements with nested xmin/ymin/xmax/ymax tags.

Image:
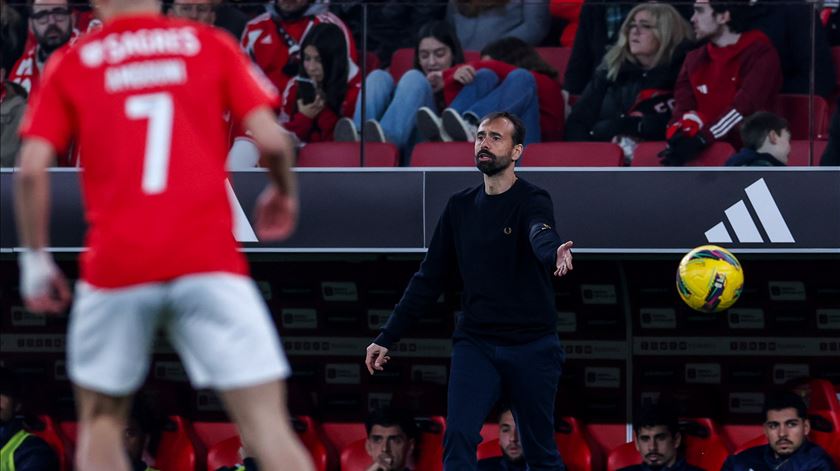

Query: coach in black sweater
<box><xmin>364</xmin><ymin>111</ymin><xmax>574</xmax><ymax>471</ymax></box>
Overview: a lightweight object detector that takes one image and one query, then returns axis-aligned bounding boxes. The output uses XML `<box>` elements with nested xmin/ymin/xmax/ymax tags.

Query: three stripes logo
<box><xmin>705</xmin><ymin>178</ymin><xmax>794</xmax><ymax>244</ymax></box>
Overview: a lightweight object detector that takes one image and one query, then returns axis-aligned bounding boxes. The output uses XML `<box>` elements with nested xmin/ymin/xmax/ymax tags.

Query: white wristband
<box><xmin>19</xmin><ymin>249</ymin><xmax>57</xmax><ymax>299</ymax></box>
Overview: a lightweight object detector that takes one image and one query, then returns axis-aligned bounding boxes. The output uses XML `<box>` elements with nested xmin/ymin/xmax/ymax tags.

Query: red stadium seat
<box><xmin>789</xmin><ymin>140</ymin><xmax>828</xmax><ymax>166</ymax></box>
<box><xmin>28</xmin><ymin>415</ymin><xmax>71</xmax><ymax>471</ymax></box>
<box><xmin>206</xmin><ymin>435</ymin><xmax>241</xmax><ymax>471</ymax></box>
<box><xmin>556</xmin><ymin>417</ymin><xmax>600</xmax><ymax>471</ymax></box>
<box><xmin>294</xmin><ymin>416</ymin><xmax>331</xmax><ymax>471</ymax></box>
<box><xmin>322</xmin><ymin>422</ymin><xmax>367</xmax><ymax>453</ymax></box>
<box><xmin>364</xmin><ymin>51</ymin><xmax>380</xmax><ymax>73</ymax></box>
<box><xmin>339</xmin><ymin>438</ymin><xmax>371</xmax><ymax>471</ymax></box>
<box><xmin>476</xmin><ymin>438</ymin><xmax>503</xmax><ymax>461</ymax></box>
<box><xmin>297</xmin><ymin>142</ymin><xmax>399</xmax><ymax>167</ymax></box>
<box><xmin>632</xmin><ymin>141</ymin><xmax>736</xmax><ymax>166</ymax></box>
<box><xmin>389</xmin><ymin>49</ymin><xmax>481</xmax><ymax>82</ymax></box>
<box><xmin>522</xmin><ymin>142</ymin><xmax>623</xmax><ymax>167</ymax></box>
<box><xmin>684</xmin><ymin>434</ymin><xmax>731</xmax><ymax>471</ymax></box>
<box><xmin>607</xmin><ymin>442</ymin><xmax>641</xmax><ymax>471</ymax></box>
<box><xmin>201</xmin><ymin>417</ymin><xmax>330</xmax><ymax>471</ymax></box>
<box><xmin>720</xmin><ymin>425</ymin><xmax>762</xmax><ymax>452</ymax></box>
<box><xmin>409</xmin><ymin>142</ymin><xmax>476</xmax><ymax>167</ymax></box>
<box><xmin>773</xmin><ymin>94</ymin><xmax>830</xmax><ymax>140</ymax></box>
<box><xmin>155</xmin><ymin>416</ymin><xmax>201</xmax><ymax>471</ymax></box>
<box><xmin>58</xmin><ymin>421</ymin><xmax>77</xmax><ymax>445</ymax></box>
<box><xmin>536</xmin><ymin>47</ymin><xmax>572</xmax><ymax>85</ymax></box>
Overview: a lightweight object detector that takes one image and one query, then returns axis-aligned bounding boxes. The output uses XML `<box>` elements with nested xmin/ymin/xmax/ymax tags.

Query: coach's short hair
<box><xmin>480</xmin><ymin>111</ymin><xmax>526</xmax><ymax>147</ymax></box>
<box><xmin>763</xmin><ymin>391</ymin><xmax>807</xmax><ymax>420</ymax></box>
<box><xmin>365</xmin><ymin>407</ymin><xmax>418</xmax><ymax>440</ymax></box>
<box><xmin>633</xmin><ymin>402</ymin><xmax>680</xmax><ymax>437</ymax></box>
<box><xmin>740</xmin><ymin>111</ymin><xmax>789</xmax><ymax>151</ymax></box>
<box><xmin>709</xmin><ymin>0</ymin><xmax>754</xmax><ymax>33</ymax></box>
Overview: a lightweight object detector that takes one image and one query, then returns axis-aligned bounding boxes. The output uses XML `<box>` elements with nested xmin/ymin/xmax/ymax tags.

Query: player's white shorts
<box><xmin>67</xmin><ymin>272</ymin><xmax>290</xmax><ymax>396</ymax></box>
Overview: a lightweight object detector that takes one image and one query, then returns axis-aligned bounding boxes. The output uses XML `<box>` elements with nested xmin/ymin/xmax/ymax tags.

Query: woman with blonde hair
<box><xmin>565</xmin><ymin>3</ymin><xmax>693</xmax><ymax>158</ymax></box>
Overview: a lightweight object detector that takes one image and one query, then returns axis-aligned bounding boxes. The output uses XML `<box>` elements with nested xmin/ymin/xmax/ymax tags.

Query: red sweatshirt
<box><xmin>279</xmin><ymin>73</ymin><xmax>361</xmax><ymax>143</ymax></box>
<box><xmin>671</xmin><ymin>30</ymin><xmax>781</xmax><ymax>146</ymax></box>
<box><xmin>443</xmin><ymin>60</ymin><xmax>564</xmax><ymax>141</ymax></box>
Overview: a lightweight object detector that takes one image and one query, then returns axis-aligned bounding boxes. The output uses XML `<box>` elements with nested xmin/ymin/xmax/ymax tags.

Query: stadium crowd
<box><xmin>1</xmin><ymin>0</ymin><xmax>838</xmax><ymax>167</ymax></box>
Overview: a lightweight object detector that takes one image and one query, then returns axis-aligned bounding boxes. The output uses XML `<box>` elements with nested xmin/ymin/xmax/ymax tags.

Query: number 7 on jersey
<box><xmin>126</xmin><ymin>93</ymin><xmax>174</xmax><ymax>194</ymax></box>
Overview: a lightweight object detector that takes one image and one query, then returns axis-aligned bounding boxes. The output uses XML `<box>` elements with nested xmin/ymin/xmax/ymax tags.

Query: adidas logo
<box><xmin>705</xmin><ymin>178</ymin><xmax>795</xmax><ymax>244</ymax></box>
<box><xmin>696</xmin><ymin>84</ymin><xmax>709</xmax><ymax>94</ymax></box>
<box><xmin>227</xmin><ymin>179</ymin><xmax>258</xmax><ymax>242</ymax></box>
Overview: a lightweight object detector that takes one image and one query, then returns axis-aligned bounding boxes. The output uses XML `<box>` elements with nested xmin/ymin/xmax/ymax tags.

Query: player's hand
<box><xmin>554</xmin><ymin>240</ymin><xmax>574</xmax><ymax>277</ymax></box>
<box><xmin>255</xmin><ymin>185</ymin><xmax>299</xmax><ymax>241</ymax></box>
<box><xmin>365</xmin><ymin>454</ymin><xmax>393</xmax><ymax>471</ymax></box>
<box><xmin>365</xmin><ymin>343</ymin><xmax>390</xmax><ymax>375</ymax></box>
<box><xmin>453</xmin><ymin>65</ymin><xmax>477</xmax><ymax>84</ymax></box>
<box><xmin>19</xmin><ymin>249</ymin><xmax>71</xmax><ymax>314</ymax></box>
<box><xmin>298</xmin><ymin>97</ymin><xmax>325</xmax><ymax>119</ymax></box>
<box><xmin>426</xmin><ymin>71</ymin><xmax>444</xmax><ymax>92</ymax></box>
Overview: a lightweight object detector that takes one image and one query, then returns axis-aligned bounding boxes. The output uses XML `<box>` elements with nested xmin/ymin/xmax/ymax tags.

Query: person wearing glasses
<box><xmin>8</xmin><ymin>0</ymin><xmax>75</xmax><ymax>96</ymax></box>
<box><xmin>167</xmin><ymin>0</ymin><xmax>216</xmax><ymax>25</ymax></box>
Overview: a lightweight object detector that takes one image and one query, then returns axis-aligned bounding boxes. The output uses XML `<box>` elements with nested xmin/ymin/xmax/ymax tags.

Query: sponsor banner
<box><xmin>2</xmin><ymin>169</ymin><xmax>838</xmax><ymax>252</ymax></box>
<box><xmin>640</xmin><ymin>308</ymin><xmax>676</xmax><ymax>329</ymax></box>
<box><xmin>556</xmin><ymin>311</ymin><xmax>577</xmax><ymax>333</ymax></box>
<box><xmin>773</xmin><ymin>364</ymin><xmax>810</xmax><ymax>384</ymax></box>
<box><xmin>281</xmin><ymin>308</ymin><xmax>318</xmax><ymax>329</ymax></box>
<box><xmin>685</xmin><ymin>363</ymin><xmax>722</xmax><ymax>384</ymax></box>
<box><xmin>0</xmin><ymin>334</ymin><xmax>66</xmax><ymax>352</ymax></box>
<box><xmin>581</xmin><ymin>285</ymin><xmax>617</xmax><ymax>305</ymax></box>
<box><xmin>585</xmin><ymin>367</ymin><xmax>621</xmax><ymax>388</ymax></box>
<box><xmin>728</xmin><ymin>309</ymin><xmax>765</xmax><ymax>329</ymax></box>
<box><xmin>635</xmin><ymin>337</ymin><xmax>840</xmax><ymax>356</ymax></box>
<box><xmin>325</xmin><ymin>363</ymin><xmax>361</xmax><ymax>385</ymax></box>
<box><xmin>562</xmin><ymin>341</ymin><xmax>627</xmax><ymax>360</ymax></box>
<box><xmin>154</xmin><ymin>361</ymin><xmax>189</xmax><ymax>382</ymax></box>
<box><xmin>321</xmin><ymin>282</ymin><xmax>358</xmax><ymax>302</ymax></box>
<box><xmin>10</xmin><ymin>307</ymin><xmax>47</xmax><ymax>326</ymax></box>
<box><xmin>817</xmin><ymin>309</ymin><xmax>840</xmax><ymax>330</ymax></box>
<box><xmin>729</xmin><ymin>392</ymin><xmax>765</xmax><ymax>414</ymax></box>
<box><xmin>768</xmin><ymin>281</ymin><xmax>807</xmax><ymax>301</ymax></box>
<box><xmin>368</xmin><ymin>393</ymin><xmax>393</xmax><ymax>411</ymax></box>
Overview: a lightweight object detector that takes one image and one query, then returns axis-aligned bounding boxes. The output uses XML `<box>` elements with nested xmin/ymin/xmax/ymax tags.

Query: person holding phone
<box><xmin>279</xmin><ymin>23</ymin><xmax>360</xmax><ymax>144</ymax></box>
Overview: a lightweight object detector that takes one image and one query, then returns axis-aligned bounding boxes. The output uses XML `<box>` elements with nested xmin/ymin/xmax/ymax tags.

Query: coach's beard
<box><xmin>476</xmin><ymin>149</ymin><xmax>512</xmax><ymax>176</ymax></box>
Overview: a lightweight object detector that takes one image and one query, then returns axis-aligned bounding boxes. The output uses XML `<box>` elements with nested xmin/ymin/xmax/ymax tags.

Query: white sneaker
<box><xmin>334</xmin><ymin>117</ymin><xmax>359</xmax><ymax>142</ymax></box>
<box><xmin>416</xmin><ymin>106</ymin><xmax>452</xmax><ymax>142</ymax></box>
<box><xmin>363</xmin><ymin>119</ymin><xmax>387</xmax><ymax>143</ymax></box>
<box><xmin>442</xmin><ymin>108</ymin><xmax>477</xmax><ymax>142</ymax></box>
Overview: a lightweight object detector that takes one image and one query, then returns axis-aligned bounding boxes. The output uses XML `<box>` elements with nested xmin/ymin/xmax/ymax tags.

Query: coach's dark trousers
<box><xmin>443</xmin><ymin>332</ymin><xmax>566</xmax><ymax>471</ymax></box>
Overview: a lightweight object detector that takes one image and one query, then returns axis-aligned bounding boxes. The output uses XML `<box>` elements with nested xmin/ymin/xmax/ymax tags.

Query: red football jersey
<box><xmin>20</xmin><ymin>15</ymin><xmax>279</xmax><ymax>288</ymax></box>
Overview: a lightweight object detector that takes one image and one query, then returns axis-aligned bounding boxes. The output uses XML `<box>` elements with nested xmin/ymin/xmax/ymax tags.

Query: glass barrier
<box><xmin>1</xmin><ymin>1</ymin><xmax>835</xmax><ymax>168</ymax></box>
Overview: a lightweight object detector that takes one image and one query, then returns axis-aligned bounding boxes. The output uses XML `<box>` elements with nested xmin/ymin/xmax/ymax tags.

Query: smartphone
<box><xmin>296</xmin><ymin>77</ymin><xmax>317</xmax><ymax>105</ymax></box>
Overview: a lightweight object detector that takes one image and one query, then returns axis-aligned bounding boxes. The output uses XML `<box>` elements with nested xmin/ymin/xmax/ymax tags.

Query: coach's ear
<box><xmin>511</xmin><ymin>143</ymin><xmax>524</xmax><ymax>162</ymax></box>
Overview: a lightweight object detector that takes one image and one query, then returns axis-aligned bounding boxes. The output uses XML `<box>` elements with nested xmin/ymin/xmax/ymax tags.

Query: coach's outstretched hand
<box><xmin>255</xmin><ymin>185</ymin><xmax>299</xmax><ymax>241</ymax></box>
<box><xmin>554</xmin><ymin>240</ymin><xmax>574</xmax><ymax>277</ymax></box>
<box><xmin>365</xmin><ymin>343</ymin><xmax>391</xmax><ymax>375</ymax></box>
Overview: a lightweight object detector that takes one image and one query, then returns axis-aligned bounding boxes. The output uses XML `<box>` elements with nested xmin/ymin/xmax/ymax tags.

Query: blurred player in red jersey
<box><xmin>13</xmin><ymin>0</ymin><xmax>312</xmax><ymax>470</ymax></box>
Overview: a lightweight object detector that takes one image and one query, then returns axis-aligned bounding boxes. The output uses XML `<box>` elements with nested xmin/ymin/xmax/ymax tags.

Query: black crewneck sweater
<box><xmin>374</xmin><ymin>177</ymin><xmax>564</xmax><ymax>347</ymax></box>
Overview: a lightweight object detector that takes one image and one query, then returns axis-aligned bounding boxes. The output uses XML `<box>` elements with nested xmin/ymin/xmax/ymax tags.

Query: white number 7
<box><xmin>126</xmin><ymin>93</ymin><xmax>174</xmax><ymax>194</ymax></box>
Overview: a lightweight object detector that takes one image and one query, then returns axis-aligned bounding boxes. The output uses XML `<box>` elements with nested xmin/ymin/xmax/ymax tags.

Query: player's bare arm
<box><xmin>14</xmin><ymin>138</ymin><xmax>72</xmax><ymax>313</ymax></box>
<box><xmin>245</xmin><ymin>106</ymin><xmax>299</xmax><ymax>241</ymax></box>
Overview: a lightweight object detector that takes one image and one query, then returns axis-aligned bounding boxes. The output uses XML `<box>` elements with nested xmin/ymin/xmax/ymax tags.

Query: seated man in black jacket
<box><xmin>721</xmin><ymin>391</ymin><xmax>837</xmax><ymax>471</ymax></box>
<box><xmin>0</xmin><ymin>367</ymin><xmax>59</xmax><ymax>471</ymax></box>
<box><xmin>619</xmin><ymin>403</ymin><xmax>702</xmax><ymax>471</ymax></box>
<box><xmin>725</xmin><ymin>111</ymin><xmax>790</xmax><ymax>166</ymax></box>
<box><xmin>478</xmin><ymin>408</ymin><xmax>525</xmax><ymax>471</ymax></box>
